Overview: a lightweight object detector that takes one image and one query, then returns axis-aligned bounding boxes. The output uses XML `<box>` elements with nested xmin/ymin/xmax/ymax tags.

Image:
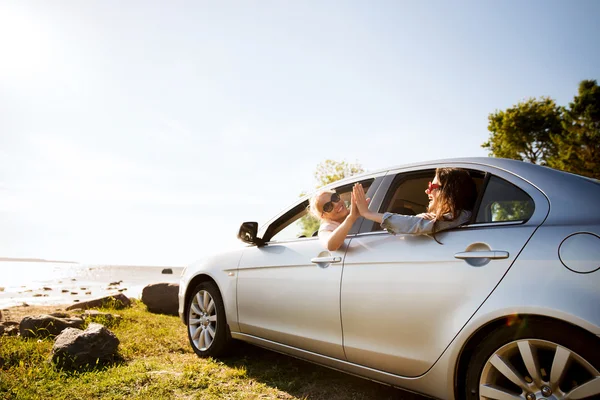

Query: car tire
<box><xmin>464</xmin><ymin>318</ymin><xmax>600</xmax><ymax>399</ymax></box>
<box><xmin>186</xmin><ymin>281</ymin><xmax>231</xmax><ymax>358</ymax></box>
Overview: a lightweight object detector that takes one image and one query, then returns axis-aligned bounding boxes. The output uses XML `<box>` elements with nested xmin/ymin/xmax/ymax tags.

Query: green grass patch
<box><xmin>0</xmin><ymin>302</ymin><xmax>421</xmax><ymax>399</ymax></box>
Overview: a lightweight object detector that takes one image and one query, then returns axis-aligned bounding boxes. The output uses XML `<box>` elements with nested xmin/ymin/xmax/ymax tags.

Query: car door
<box><xmin>340</xmin><ymin>164</ymin><xmax>549</xmax><ymax>377</ymax></box>
<box><xmin>237</xmin><ymin>178</ymin><xmax>381</xmax><ymax>360</ymax></box>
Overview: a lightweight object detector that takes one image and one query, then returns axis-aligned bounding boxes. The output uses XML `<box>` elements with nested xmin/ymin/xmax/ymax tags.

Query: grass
<box><xmin>0</xmin><ymin>301</ymin><xmax>425</xmax><ymax>400</ymax></box>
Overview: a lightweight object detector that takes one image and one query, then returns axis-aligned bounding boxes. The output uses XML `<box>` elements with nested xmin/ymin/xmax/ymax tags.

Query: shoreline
<box><xmin>0</xmin><ymin>262</ymin><xmax>184</xmax><ymax>309</ymax></box>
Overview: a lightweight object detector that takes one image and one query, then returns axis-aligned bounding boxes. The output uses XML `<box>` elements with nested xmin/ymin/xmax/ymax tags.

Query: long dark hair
<box><xmin>430</xmin><ymin>168</ymin><xmax>476</xmax><ymax>243</ymax></box>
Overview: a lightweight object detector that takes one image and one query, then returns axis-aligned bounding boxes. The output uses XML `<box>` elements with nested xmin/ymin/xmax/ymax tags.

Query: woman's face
<box><xmin>318</xmin><ymin>192</ymin><xmax>348</xmax><ymax>223</ymax></box>
<box><xmin>426</xmin><ymin>175</ymin><xmax>441</xmax><ymax>211</ymax></box>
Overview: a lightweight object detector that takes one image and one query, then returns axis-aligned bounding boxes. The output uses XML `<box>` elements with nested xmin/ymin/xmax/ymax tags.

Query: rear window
<box><xmin>476</xmin><ymin>176</ymin><xmax>534</xmax><ymax>223</ymax></box>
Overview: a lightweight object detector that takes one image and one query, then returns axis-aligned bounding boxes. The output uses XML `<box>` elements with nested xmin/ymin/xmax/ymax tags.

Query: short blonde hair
<box><xmin>308</xmin><ymin>189</ymin><xmax>336</xmax><ymax>220</ymax></box>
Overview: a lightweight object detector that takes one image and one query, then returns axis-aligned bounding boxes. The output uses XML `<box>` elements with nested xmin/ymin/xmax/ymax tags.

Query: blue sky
<box><xmin>1</xmin><ymin>0</ymin><xmax>599</xmax><ymax>265</ymax></box>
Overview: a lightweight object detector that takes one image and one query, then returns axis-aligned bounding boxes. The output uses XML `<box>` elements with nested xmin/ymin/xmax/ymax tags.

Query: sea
<box><xmin>0</xmin><ymin>261</ymin><xmax>185</xmax><ymax>309</ymax></box>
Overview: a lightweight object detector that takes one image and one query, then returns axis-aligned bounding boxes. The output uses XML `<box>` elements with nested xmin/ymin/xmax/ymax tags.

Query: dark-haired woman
<box><xmin>353</xmin><ymin>167</ymin><xmax>476</xmax><ymax>236</ymax></box>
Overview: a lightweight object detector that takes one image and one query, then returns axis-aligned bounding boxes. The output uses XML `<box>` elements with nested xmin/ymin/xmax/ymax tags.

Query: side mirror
<box><xmin>237</xmin><ymin>222</ymin><xmax>265</xmax><ymax>246</ymax></box>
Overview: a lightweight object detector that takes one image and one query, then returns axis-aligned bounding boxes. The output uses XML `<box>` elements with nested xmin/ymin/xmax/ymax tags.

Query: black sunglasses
<box><xmin>321</xmin><ymin>193</ymin><xmax>341</xmax><ymax>216</ymax></box>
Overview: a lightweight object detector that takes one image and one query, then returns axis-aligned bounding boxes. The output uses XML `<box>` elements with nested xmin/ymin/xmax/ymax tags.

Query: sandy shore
<box><xmin>0</xmin><ymin>304</ymin><xmax>70</xmax><ymax>323</ymax></box>
<box><xmin>0</xmin><ymin>278</ymin><xmax>138</xmax><ymax>309</ymax></box>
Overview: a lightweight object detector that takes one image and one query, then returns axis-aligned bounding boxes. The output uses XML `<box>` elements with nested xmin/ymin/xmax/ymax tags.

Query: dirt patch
<box><xmin>1</xmin><ymin>304</ymin><xmax>70</xmax><ymax>323</ymax></box>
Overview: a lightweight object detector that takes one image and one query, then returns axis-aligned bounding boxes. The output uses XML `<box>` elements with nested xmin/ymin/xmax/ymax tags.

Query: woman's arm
<box><xmin>381</xmin><ymin>210</ymin><xmax>471</xmax><ymax>235</ymax></box>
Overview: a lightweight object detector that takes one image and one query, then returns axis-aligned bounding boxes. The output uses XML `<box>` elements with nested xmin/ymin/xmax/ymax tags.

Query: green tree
<box><xmin>298</xmin><ymin>160</ymin><xmax>364</xmax><ymax>237</ymax></box>
<box><xmin>483</xmin><ymin>97</ymin><xmax>564</xmax><ymax>165</ymax></box>
<box><xmin>549</xmin><ymin>80</ymin><xmax>600</xmax><ymax>179</ymax></box>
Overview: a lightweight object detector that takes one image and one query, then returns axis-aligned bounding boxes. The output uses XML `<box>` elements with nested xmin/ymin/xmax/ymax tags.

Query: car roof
<box><xmin>327</xmin><ymin>157</ymin><xmax>597</xmax><ymax>195</ymax></box>
<box><xmin>260</xmin><ymin>157</ymin><xmax>599</xmax><ymax>233</ymax></box>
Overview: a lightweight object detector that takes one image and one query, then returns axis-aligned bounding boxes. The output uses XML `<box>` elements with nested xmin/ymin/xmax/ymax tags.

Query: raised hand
<box><xmin>353</xmin><ymin>183</ymin><xmax>370</xmax><ymax>216</ymax></box>
<box><xmin>349</xmin><ymin>190</ymin><xmax>360</xmax><ymax>220</ymax></box>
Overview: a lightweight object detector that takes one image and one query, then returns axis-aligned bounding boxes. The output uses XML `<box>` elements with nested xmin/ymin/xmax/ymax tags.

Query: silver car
<box><xmin>178</xmin><ymin>157</ymin><xmax>600</xmax><ymax>399</ymax></box>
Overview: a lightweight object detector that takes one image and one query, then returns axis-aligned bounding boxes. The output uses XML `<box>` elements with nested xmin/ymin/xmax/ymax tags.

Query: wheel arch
<box><xmin>183</xmin><ymin>273</ymin><xmax>221</xmax><ymax>322</ymax></box>
<box><xmin>453</xmin><ymin>313</ymin><xmax>600</xmax><ymax>399</ymax></box>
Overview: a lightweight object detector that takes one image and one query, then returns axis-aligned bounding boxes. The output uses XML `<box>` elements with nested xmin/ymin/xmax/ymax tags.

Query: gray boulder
<box><xmin>161</xmin><ymin>268</ymin><xmax>173</xmax><ymax>274</ymax></box>
<box><xmin>141</xmin><ymin>283</ymin><xmax>179</xmax><ymax>315</ymax></box>
<box><xmin>51</xmin><ymin>323</ymin><xmax>119</xmax><ymax>369</ymax></box>
<box><xmin>66</xmin><ymin>293</ymin><xmax>131</xmax><ymax>311</ymax></box>
<box><xmin>1</xmin><ymin>321</ymin><xmax>19</xmax><ymax>336</ymax></box>
<box><xmin>20</xmin><ymin>315</ymin><xmax>84</xmax><ymax>338</ymax></box>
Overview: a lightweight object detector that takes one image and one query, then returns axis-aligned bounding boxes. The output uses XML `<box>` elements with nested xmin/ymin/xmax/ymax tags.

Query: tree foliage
<box><xmin>483</xmin><ymin>79</ymin><xmax>600</xmax><ymax>179</ymax></box>
<box><xmin>549</xmin><ymin>80</ymin><xmax>600</xmax><ymax>179</ymax></box>
<box><xmin>298</xmin><ymin>160</ymin><xmax>364</xmax><ymax>237</ymax></box>
<box><xmin>483</xmin><ymin>97</ymin><xmax>563</xmax><ymax>165</ymax></box>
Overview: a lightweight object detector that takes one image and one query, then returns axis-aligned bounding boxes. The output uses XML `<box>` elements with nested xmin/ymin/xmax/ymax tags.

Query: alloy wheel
<box><xmin>188</xmin><ymin>289</ymin><xmax>218</xmax><ymax>351</ymax></box>
<box><xmin>479</xmin><ymin>339</ymin><xmax>600</xmax><ymax>399</ymax></box>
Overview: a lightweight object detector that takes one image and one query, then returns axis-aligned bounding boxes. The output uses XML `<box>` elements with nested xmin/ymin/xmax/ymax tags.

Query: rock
<box><xmin>43</xmin><ymin>287</ymin><xmax>52</xmax><ymax>291</ymax></box>
<box><xmin>51</xmin><ymin>323</ymin><xmax>120</xmax><ymax>369</ymax></box>
<box><xmin>62</xmin><ymin>289</ymin><xmax>69</xmax><ymax>293</ymax></box>
<box><xmin>50</xmin><ymin>312</ymin><xmax>70</xmax><ymax>318</ymax></box>
<box><xmin>65</xmin><ymin>293</ymin><xmax>131</xmax><ymax>311</ymax></box>
<box><xmin>141</xmin><ymin>283</ymin><xmax>179</xmax><ymax>315</ymax></box>
<box><xmin>1</xmin><ymin>322</ymin><xmax>19</xmax><ymax>336</ymax></box>
<box><xmin>109</xmin><ymin>281</ymin><xmax>122</xmax><ymax>286</ymax></box>
<box><xmin>161</xmin><ymin>268</ymin><xmax>173</xmax><ymax>274</ymax></box>
<box><xmin>19</xmin><ymin>315</ymin><xmax>84</xmax><ymax>338</ymax></box>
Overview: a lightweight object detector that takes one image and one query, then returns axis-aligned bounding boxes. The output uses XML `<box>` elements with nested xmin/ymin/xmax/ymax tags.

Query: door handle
<box><xmin>454</xmin><ymin>251</ymin><xmax>509</xmax><ymax>260</ymax></box>
<box><xmin>311</xmin><ymin>256</ymin><xmax>342</xmax><ymax>264</ymax></box>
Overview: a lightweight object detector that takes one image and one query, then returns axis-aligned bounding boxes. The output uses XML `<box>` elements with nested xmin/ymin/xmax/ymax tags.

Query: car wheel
<box><xmin>186</xmin><ymin>281</ymin><xmax>230</xmax><ymax>358</ymax></box>
<box><xmin>465</xmin><ymin>319</ymin><xmax>600</xmax><ymax>399</ymax></box>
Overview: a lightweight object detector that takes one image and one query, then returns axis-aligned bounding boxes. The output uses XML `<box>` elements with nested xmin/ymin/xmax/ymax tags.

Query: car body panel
<box><xmin>236</xmin><ymin>238</ymin><xmax>346</xmax><ymax>359</ymax></box>
<box><xmin>341</xmin><ymin>225</ymin><xmax>537</xmax><ymax>377</ymax></box>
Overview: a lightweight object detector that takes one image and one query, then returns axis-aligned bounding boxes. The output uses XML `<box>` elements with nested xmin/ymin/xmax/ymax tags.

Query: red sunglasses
<box><xmin>425</xmin><ymin>181</ymin><xmax>442</xmax><ymax>195</ymax></box>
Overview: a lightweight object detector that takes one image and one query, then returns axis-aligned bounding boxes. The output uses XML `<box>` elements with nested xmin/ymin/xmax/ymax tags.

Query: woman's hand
<box><xmin>417</xmin><ymin>212</ymin><xmax>437</xmax><ymax>220</ymax></box>
<box><xmin>352</xmin><ymin>183</ymin><xmax>371</xmax><ymax>216</ymax></box>
<box><xmin>348</xmin><ymin>191</ymin><xmax>360</xmax><ymax>220</ymax></box>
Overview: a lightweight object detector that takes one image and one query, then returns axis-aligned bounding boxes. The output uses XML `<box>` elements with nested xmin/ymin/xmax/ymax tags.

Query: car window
<box><xmin>268</xmin><ymin>179</ymin><xmax>373</xmax><ymax>242</ymax></box>
<box><xmin>370</xmin><ymin>169</ymin><xmax>485</xmax><ymax>232</ymax></box>
<box><xmin>269</xmin><ymin>206</ymin><xmax>308</xmax><ymax>242</ymax></box>
<box><xmin>475</xmin><ymin>175</ymin><xmax>534</xmax><ymax>223</ymax></box>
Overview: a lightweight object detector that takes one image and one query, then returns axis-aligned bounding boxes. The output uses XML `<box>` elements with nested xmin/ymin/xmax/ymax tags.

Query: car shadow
<box><xmin>219</xmin><ymin>341</ymin><xmax>430</xmax><ymax>400</ymax></box>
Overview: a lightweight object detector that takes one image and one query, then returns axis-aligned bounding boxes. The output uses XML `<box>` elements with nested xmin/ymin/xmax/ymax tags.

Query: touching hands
<box><xmin>352</xmin><ymin>183</ymin><xmax>371</xmax><ymax>217</ymax></box>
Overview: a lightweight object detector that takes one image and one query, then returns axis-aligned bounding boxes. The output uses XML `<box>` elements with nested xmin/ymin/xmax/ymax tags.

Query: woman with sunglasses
<box><xmin>309</xmin><ymin>189</ymin><xmax>363</xmax><ymax>251</ymax></box>
<box><xmin>353</xmin><ymin>167</ymin><xmax>476</xmax><ymax>237</ymax></box>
